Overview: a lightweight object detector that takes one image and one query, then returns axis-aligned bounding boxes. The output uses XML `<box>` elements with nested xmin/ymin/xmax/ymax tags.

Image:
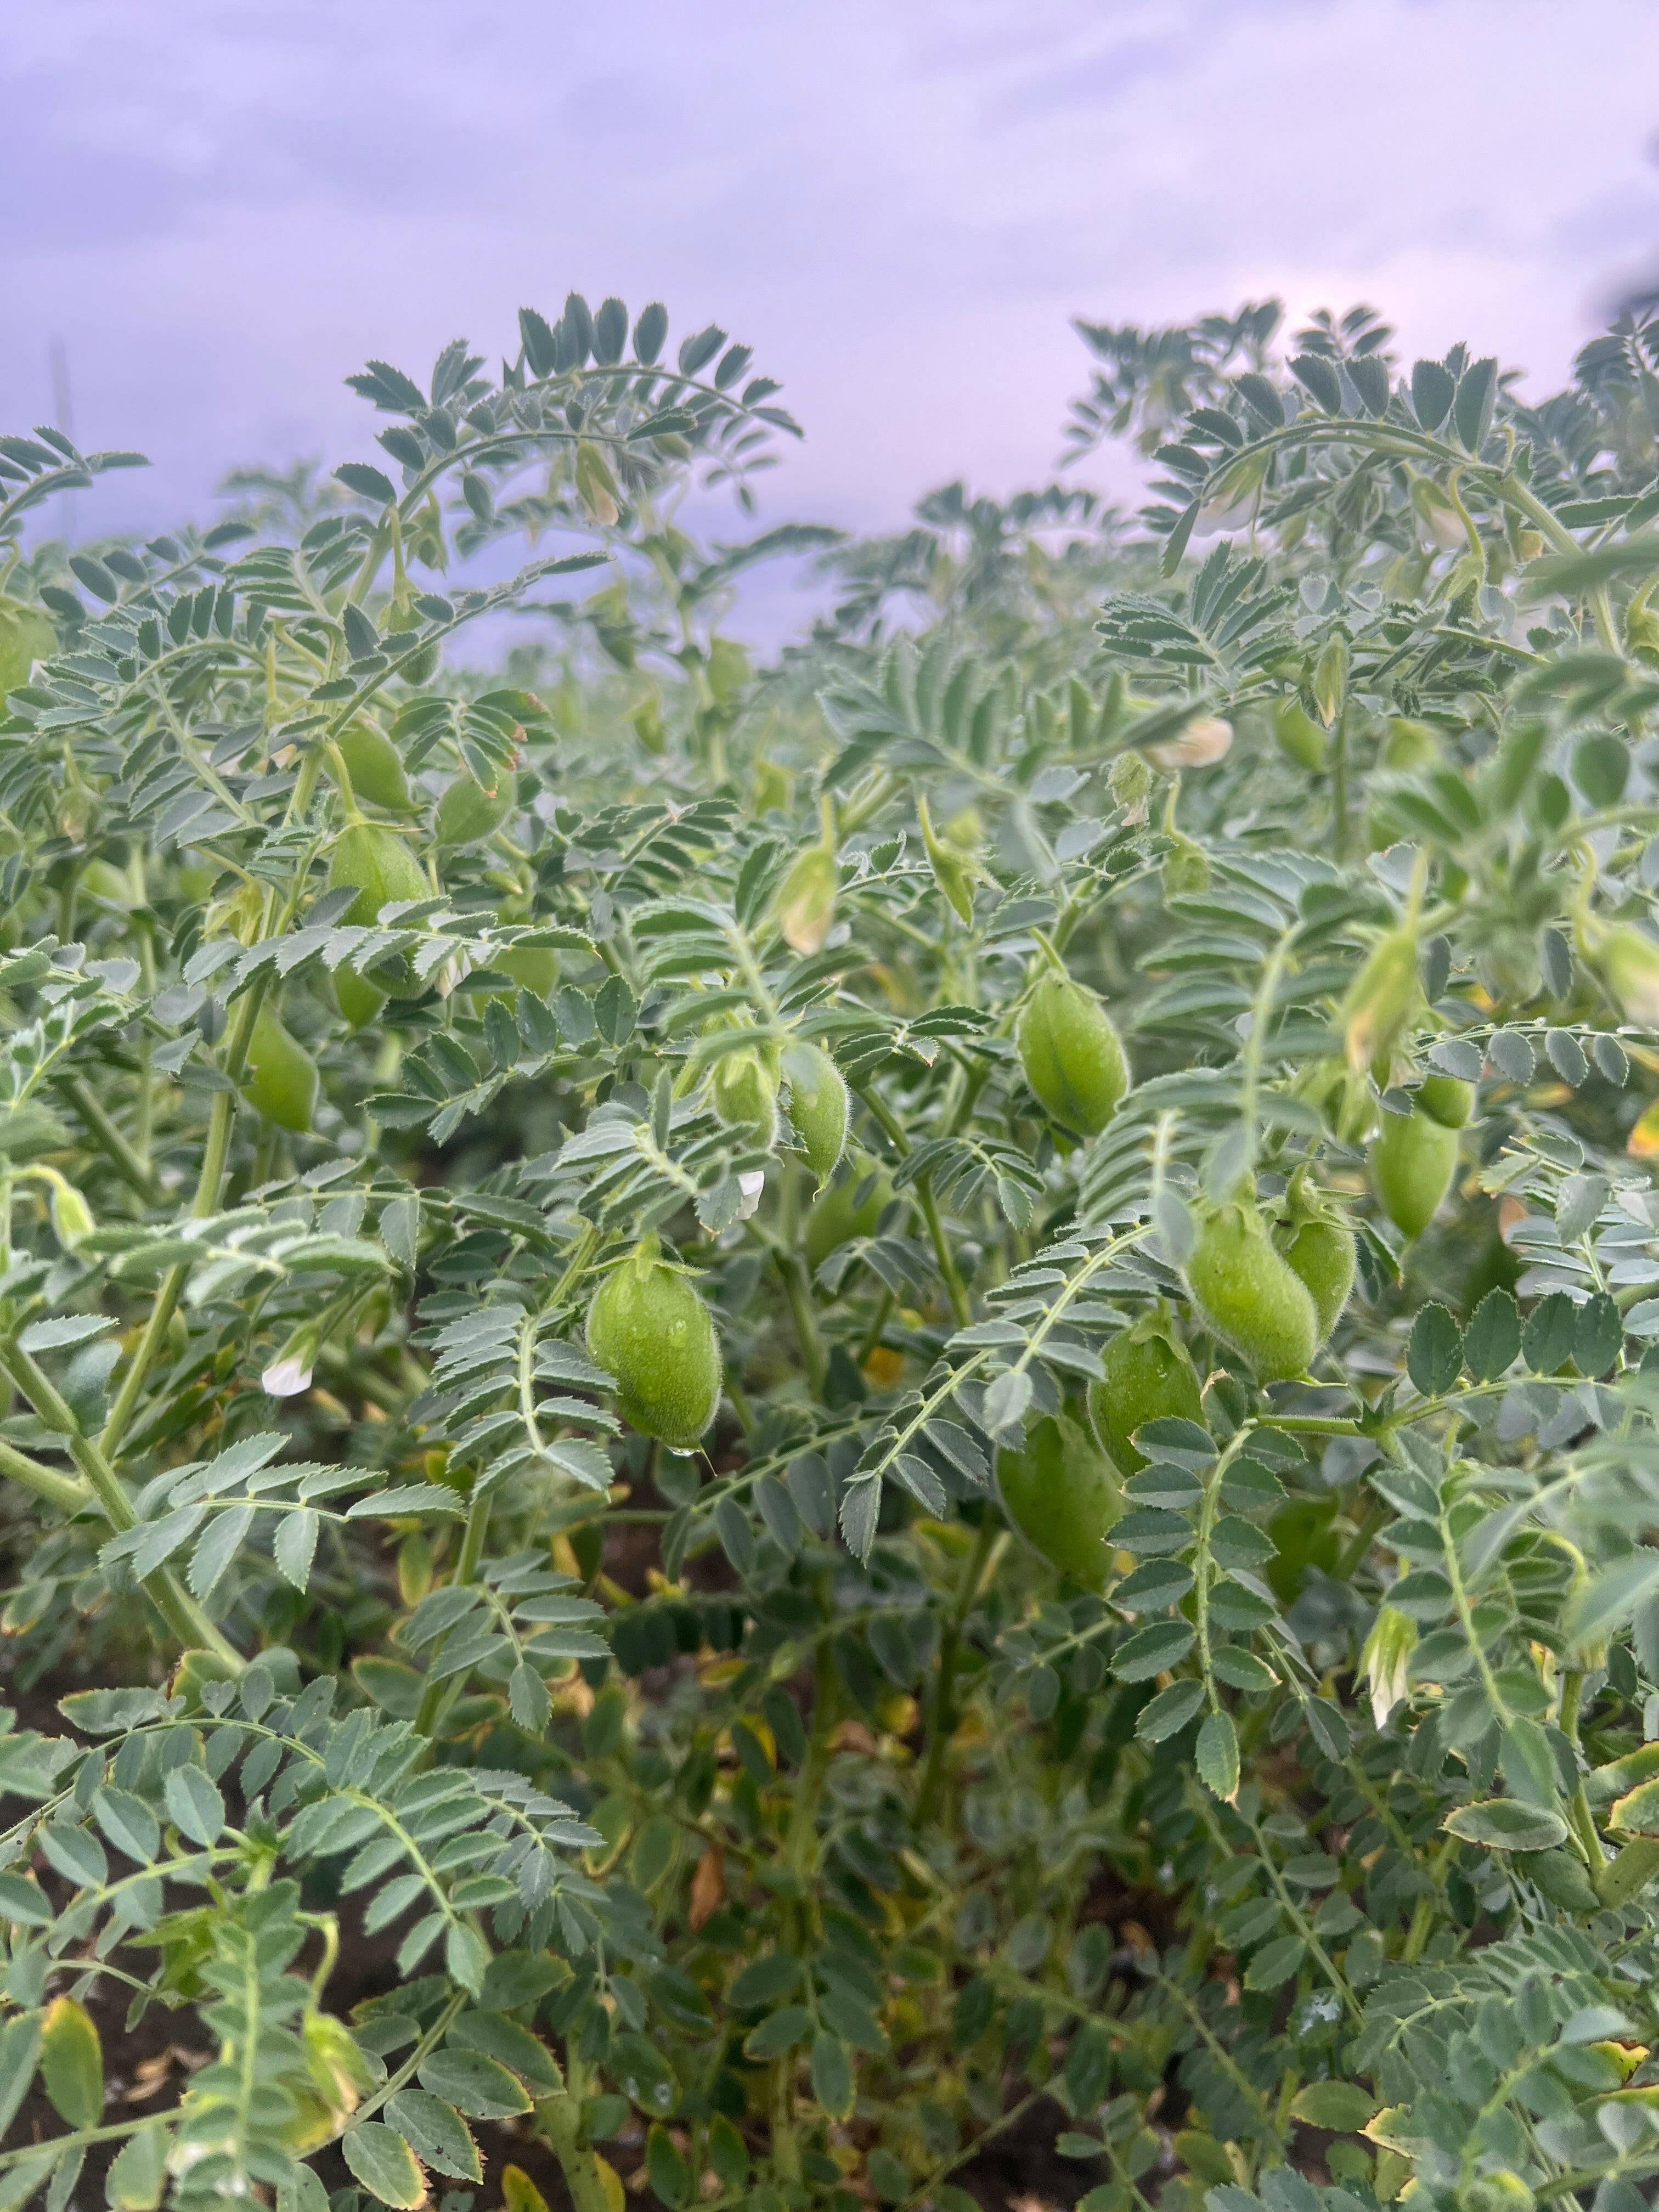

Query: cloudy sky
<box><xmin>4</xmin><ymin>0</ymin><xmax>1658</xmax><ymax>603</ymax></box>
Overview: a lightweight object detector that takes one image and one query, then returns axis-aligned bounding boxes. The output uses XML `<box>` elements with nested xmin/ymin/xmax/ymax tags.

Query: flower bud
<box><xmin>1147</xmin><ymin>716</ymin><xmax>1232</xmax><ymax>771</ymax></box>
<box><xmin>1340</xmin><ymin>927</ymin><xmax>1419</xmax><ymax>1073</ymax></box>
<box><xmin>574</xmin><ymin>440</ymin><xmax>622</xmax><ymax>527</ymax></box>
<box><xmin>1583</xmin><ymin>918</ymin><xmax>1659</xmax><ymax>1025</ymax></box>
<box><xmin>1107</xmin><ymin>751</ymin><xmax>1153</xmax><ymax>824</ymax></box>
<box><xmin>46</xmin><ymin>1174</ymin><xmax>94</xmax><ymax>1251</ymax></box>
<box><xmin>1360</xmin><ymin>1602</ymin><xmax>1418</xmax><ymax>1729</ymax></box>
<box><xmin>772</xmin><ymin>845</ymin><xmax>838</xmax><ymax>955</ymax></box>
<box><xmin>917</xmin><ymin>794</ymin><xmax>979</xmax><ymax>924</ymax></box>
<box><xmin>710</xmin><ymin>1043</ymin><xmax>780</xmax><ymax>1146</ymax></box>
<box><xmin>1161</xmin><ymin>834</ymin><xmax>1210</xmax><ymax>898</ymax></box>
<box><xmin>1273</xmin><ymin>698</ymin><xmax>1327</xmax><ymax>771</ymax></box>
<box><xmin>263</xmin><ymin>1323</ymin><xmax>321</xmax><ymax>1398</ymax></box>
<box><xmin>302</xmin><ymin>2011</ymin><xmax>376</xmax><ymax>2119</ymax></box>
<box><xmin>1312</xmin><ymin>633</ymin><xmax>1349</xmax><ymax>727</ymax></box>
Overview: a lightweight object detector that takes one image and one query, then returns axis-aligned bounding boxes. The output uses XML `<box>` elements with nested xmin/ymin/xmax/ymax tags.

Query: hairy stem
<box><xmin>1558</xmin><ymin>1670</ymin><xmax>1606</xmax><ymax>1871</ymax></box>
<box><xmin>99</xmin><ymin>970</ymin><xmax>272</xmax><ymax>1460</ymax></box>
<box><xmin>61</xmin><ymin>1076</ymin><xmax>160</xmax><ymax>1200</ymax></box>
<box><xmin>0</xmin><ymin>1346</ymin><xmax>242</xmax><ymax>1671</ymax></box>
<box><xmin>413</xmin><ymin>1487</ymin><xmax>494</xmax><ymax>1737</ymax></box>
<box><xmin>535</xmin><ymin>2087</ymin><xmax>613</xmax><ymax>2212</ymax></box>
<box><xmin>914</xmin><ymin>1519</ymin><xmax>997</xmax><ymax>1830</ymax></box>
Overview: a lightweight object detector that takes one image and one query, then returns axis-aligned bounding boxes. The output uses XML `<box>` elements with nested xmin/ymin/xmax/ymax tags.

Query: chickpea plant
<box><xmin>3</xmin><ymin>291</ymin><xmax>1659</xmax><ymax>2212</ymax></box>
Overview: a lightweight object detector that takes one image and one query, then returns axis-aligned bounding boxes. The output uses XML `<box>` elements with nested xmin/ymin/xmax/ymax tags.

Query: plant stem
<box><xmin>914</xmin><ymin>1519</ymin><xmax>997</xmax><ymax>1830</ymax></box>
<box><xmin>0</xmin><ymin>1435</ymin><xmax>91</xmax><ymax>1515</ymax></box>
<box><xmin>853</xmin><ymin>1080</ymin><xmax>972</xmax><ymax>1327</ymax></box>
<box><xmin>785</xmin><ymin>1630</ymin><xmax>840</xmax><ymax>1878</ymax></box>
<box><xmin>775</xmin><ymin>1165</ymin><xmax>826</xmax><ymax>1393</ymax></box>
<box><xmin>916</xmin><ymin>1176</ymin><xmax>972</xmax><ymax>1328</ymax></box>
<box><xmin>1401</xmin><ymin>1889</ymin><xmax>1436</xmax><ymax>1963</ymax></box>
<box><xmin>61</xmin><ymin>1076</ymin><xmax>160</xmax><ymax>1200</ymax></box>
<box><xmin>778</xmin><ymin>1251</ymin><xmax>826</xmax><ymax>1395</ymax></box>
<box><xmin>99</xmin><ymin>971</ymin><xmax>272</xmax><ymax>1460</ymax></box>
<box><xmin>1332</xmin><ymin>1496</ymin><xmax>1389</xmax><ymax>1582</ymax></box>
<box><xmin>0</xmin><ymin>1346</ymin><xmax>241</xmax><ymax>1670</ymax></box>
<box><xmin>535</xmin><ymin>2088</ymin><xmax>612</xmax><ymax>2212</ymax></box>
<box><xmin>1331</xmin><ymin>703</ymin><xmax>1350</xmax><ymax>862</ymax></box>
<box><xmin>769</xmin><ymin>2058</ymin><xmax>802</xmax><ymax>2184</ymax></box>
<box><xmin>413</xmin><ymin>1487</ymin><xmax>494</xmax><ymax>1737</ymax></box>
<box><xmin>1558</xmin><ymin>1669</ymin><xmax>1606</xmax><ymax>1871</ymax></box>
<box><xmin>857</xmin><ymin>1285</ymin><xmax>895</xmax><ymax>1365</ymax></box>
<box><xmin>1243</xmin><ymin>1806</ymin><xmax>1362</xmax><ymax>2025</ymax></box>
<box><xmin>1496</xmin><ymin>473</ymin><xmax>1620</xmax><ymax>653</ymax></box>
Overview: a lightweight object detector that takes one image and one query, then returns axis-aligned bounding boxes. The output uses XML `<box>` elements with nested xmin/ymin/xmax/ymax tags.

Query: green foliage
<box><xmin>5</xmin><ymin>286</ymin><xmax>1659</xmax><ymax>2212</ymax></box>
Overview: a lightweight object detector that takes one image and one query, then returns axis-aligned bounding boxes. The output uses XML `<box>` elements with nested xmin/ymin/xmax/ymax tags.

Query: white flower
<box><xmin>1361</xmin><ymin>1602</ymin><xmax>1417</xmax><ymax>1730</ymax></box>
<box><xmin>1147</xmin><ymin>716</ymin><xmax>1233</xmax><ymax>771</ymax></box>
<box><xmin>736</xmin><ymin>1170</ymin><xmax>766</xmax><ymax>1220</ymax></box>
<box><xmin>261</xmin><ymin>1357</ymin><xmax>314</xmax><ymax>1398</ymax></box>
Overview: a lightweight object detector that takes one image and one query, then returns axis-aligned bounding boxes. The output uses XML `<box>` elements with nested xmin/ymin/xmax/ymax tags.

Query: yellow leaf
<box><xmin>41</xmin><ymin>1996</ymin><xmax>102</xmax><ymax>2130</ymax></box>
<box><xmin>502</xmin><ymin>2167</ymin><xmax>550</xmax><ymax>2212</ymax></box>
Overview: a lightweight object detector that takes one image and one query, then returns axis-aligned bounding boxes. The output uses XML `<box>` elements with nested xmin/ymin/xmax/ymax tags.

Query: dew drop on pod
<box><xmin>1087</xmin><ymin>1307</ymin><xmax>1205</xmax><ymax>1475</ymax></box>
<box><xmin>782</xmin><ymin>1041</ymin><xmax>848</xmax><ymax>1182</ymax></box>
<box><xmin>585</xmin><ymin>1237</ymin><xmax>722</xmax><ymax>1449</ymax></box>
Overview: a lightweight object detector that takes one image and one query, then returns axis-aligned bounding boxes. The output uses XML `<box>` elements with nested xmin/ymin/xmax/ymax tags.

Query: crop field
<box><xmin>0</xmin><ymin>287</ymin><xmax>1657</xmax><ymax>2212</ymax></box>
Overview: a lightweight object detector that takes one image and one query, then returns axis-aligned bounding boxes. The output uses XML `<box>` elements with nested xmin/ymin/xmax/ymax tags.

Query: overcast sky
<box><xmin>4</xmin><ymin>0</ymin><xmax>1659</xmax><ymax>610</ymax></box>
